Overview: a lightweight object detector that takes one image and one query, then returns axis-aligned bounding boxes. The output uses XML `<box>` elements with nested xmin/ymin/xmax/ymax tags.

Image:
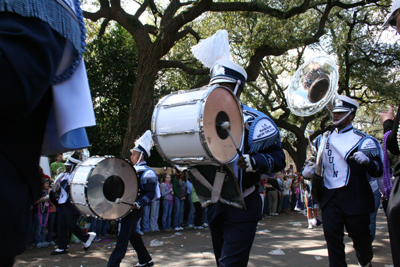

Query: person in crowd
<box><xmin>265</xmin><ymin>175</ymin><xmax>280</xmax><ymax>216</ymax></box>
<box><xmin>304</xmin><ymin>179</ymin><xmax>319</xmax><ymax>229</ymax></box>
<box><xmin>51</xmin><ymin>154</ymin><xmax>65</xmax><ymax>179</ymax></box>
<box><xmin>33</xmin><ymin>175</ymin><xmax>51</xmax><ymax>248</ymax></box>
<box><xmin>136</xmin><ymin>217</ymin><xmax>145</xmax><ymax>236</ymax></box>
<box><xmin>0</xmin><ymin>0</ymin><xmax>95</xmax><ymax>264</ymax></box>
<box><xmin>185</xmin><ymin>177</ymin><xmax>195</xmax><ymax>229</ymax></box>
<box><xmin>172</xmin><ymin>171</ymin><xmax>186</xmax><ymax>231</ymax></box>
<box><xmin>303</xmin><ymin>95</ymin><xmax>383</xmax><ymax>267</ymax></box>
<box><xmin>190</xmin><ymin>29</ymin><xmax>286</xmax><ymax>267</ymax></box>
<box><xmin>101</xmin><ymin>219</ymin><xmax>110</xmax><ymax>240</ymax></box>
<box><xmin>142</xmin><ymin>198</ymin><xmax>151</xmax><ymax>234</ymax></box>
<box><xmin>46</xmin><ymin>179</ymin><xmax>57</xmax><ymax>246</ymax></box>
<box><xmin>276</xmin><ymin>172</ymin><xmax>284</xmax><ymax>213</ymax></box>
<box><xmin>259</xmin><ymin>175</ymin><xmax>268</xmax><ymax>216</ymax></box>
<box><xmin>51</xmin><ymin>153</ymin><xmax>96</xmax><ymax>255</ymax></box>
<box><xmin>295</xmin><ymin>177</ymin><xmax>306</xmax><ymax>215</ymax></box>
<box><xmin>290</xmin><ymin>178</ymin><xmax>298</xmax><ymax>211</ymax></box>
<box><xmin>108</xmin><ymin>130</ymin><xmax>156</xmax><ymax>267</ymax></box>
<box><xmin>161</xmin><ymin>173</ymin><xmax>174</xmax><ymax>231</ymax></box>
<box><xmin>90</xmin><ymin>217</ymin><xmax>103</xmax><ymax>242</ymax></box>
<box><xmin>366</xmin><ymin>173</ymin><xmax>383</xmax><ymax>242</ymax></box>
<box><xmin>149</xmin><ymin>174</ymin><xmax>161</xmax><ymax>232</ymax></box>
<box><xmin>282</xmin><ymin>175</ymin><xmax>291</xmax><ymax>214</ymax></box>
<box><xmin>191</xmin><ymin>186</ymin><xmax>204</xmax><ymax>229</ymax></box>
<box><xmin>379</xmin><ymin>2</ymin><xmax>400</xmax><ymax>264</ymax></box>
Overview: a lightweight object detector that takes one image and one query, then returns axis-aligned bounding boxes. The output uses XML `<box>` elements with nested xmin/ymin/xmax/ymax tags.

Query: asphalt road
<box><xmin>14</xmin><ymin>209</ymin><xmax>393</xmax><ymax>267</ymax></box>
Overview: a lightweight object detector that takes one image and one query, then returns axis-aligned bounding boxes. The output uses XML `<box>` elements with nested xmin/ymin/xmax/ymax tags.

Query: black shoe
<box><xmin>50</xmin><ymin>249</ymin><xmax>68</xmax><ymax>255</ymax></box>
<box><xmin>134</xmin><ymin>259</ymin><xmax>154</xmax><ymax>267</ymax></box>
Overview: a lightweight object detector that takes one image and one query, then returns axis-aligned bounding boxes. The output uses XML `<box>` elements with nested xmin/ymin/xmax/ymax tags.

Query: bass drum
<box><xmin>152</xmin><ymin>84</ymin><xmax>244</xmax><ymax>166</ymax></box>
<box><xmin>69</xmin><ymin>156</ymin><xmax>138</xmax><ymax>220</ymax></box>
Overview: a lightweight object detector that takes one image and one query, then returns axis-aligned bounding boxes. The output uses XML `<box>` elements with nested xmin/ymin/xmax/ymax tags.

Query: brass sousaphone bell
<box><xmin>286</xmin><ymin>56</ymin><xmax>338</xmax><ymax>118</ymax></box>
<box><xmin>286</xmin><ymin>56</ymin><xmax>339</xmax><ymax>203</ymax></box>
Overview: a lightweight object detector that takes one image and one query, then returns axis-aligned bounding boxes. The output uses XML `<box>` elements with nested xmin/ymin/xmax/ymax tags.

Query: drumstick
<box><xmin>218</xmin><ymin>121</ymin><xmax>243</xmax><ymax>157</ymax></box>
<box><xmin>115</xmin><ymin>198</ymin><xmax>134</xmax><ymax>207</ymax></box>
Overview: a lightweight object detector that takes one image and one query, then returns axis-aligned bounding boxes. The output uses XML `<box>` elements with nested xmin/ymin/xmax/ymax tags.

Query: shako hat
<box><xmin>130</xmin><ymin>130</ymin><xmax>154</xmax><ymax>160</ymax></box>
<box><xmin>332</xmin><ymin>95</ymin><xmax>359</xmax><ymax>114</ymax></box>
<box><xmin>65</xmin><ymin>151</ymin><xmax>81</xmax><ymax>166</ymax></box>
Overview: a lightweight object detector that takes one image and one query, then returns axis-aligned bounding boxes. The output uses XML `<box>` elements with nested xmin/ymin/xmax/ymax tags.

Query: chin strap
<box><xmin>232</xmin><ymin>80</ymin><xmax>241</xmax><ymax>96</ymax></box>
<box><xmin>134</xmin><ymin>152</ymin><xmax>143</xmax><ymax>166</ymax></box>
<box><xmin>332</xmin><ymin>110</ymin><xmax>352</xmax><ymax>126</ymax></box>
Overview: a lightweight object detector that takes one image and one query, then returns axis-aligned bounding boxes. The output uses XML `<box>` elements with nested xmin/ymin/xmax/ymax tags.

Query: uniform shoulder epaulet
<box><xmin>358</xmin><ymin>134</ymin><xmax>381</xmax><ymax>158</ymax></box>
<box><xmin>141</xmin><ymin>169</ymin><xmax>158</xmax><ymax>184</ymax></box>
<box><xmin>242</xmin><ymin>105</ymin><xmax>281</xmax><ymax>153</ymax></box>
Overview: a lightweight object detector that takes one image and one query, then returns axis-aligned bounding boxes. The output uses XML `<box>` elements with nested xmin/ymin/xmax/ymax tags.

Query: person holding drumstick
<box><xmin>190</xmin><ymin>30</ymin><xmax>286</xmax><ymax>267</ymax></box>
<box><xmin>108</xmin><ymin>130</ymin><xmax>157</xmax><ymax>267</ymax></box>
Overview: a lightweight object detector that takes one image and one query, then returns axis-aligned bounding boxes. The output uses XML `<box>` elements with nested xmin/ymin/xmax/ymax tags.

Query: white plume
<box><xmin>133</xmin><ymin>130</ymin><xmax>154</xmax><ymax>157</ymax></box>
<box><xmin>191</xmin><ymin>30</ymin><xmax>231</xmax><ymax>68</ymax></box>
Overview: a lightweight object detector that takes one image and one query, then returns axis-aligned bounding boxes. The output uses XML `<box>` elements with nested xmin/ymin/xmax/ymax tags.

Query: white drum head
<box><xmin>202</xmin><ymin>87</ymin><xmax>244</xmax><ymax>163</ymax></box>
<box><xmin>83</xmin><ymin>157</ymin><xmax>137</xmax><ymax>220</ymax></box>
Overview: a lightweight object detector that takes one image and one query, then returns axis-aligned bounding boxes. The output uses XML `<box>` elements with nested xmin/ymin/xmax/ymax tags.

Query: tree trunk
<box><xmin>120</xmin><ymin>56</ymin><xmax>158</xmax><ymax>159</ymax></box>
<box><xmin>293</xmin><ymin>138</ymin><xmax>308</xmax><ymax>174</ymax></box>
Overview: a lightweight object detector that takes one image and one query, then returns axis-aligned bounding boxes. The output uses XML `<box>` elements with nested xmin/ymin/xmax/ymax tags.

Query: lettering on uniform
<box><xmin>326</xmin><ymin>139</ymin><xmax>338</xmax><ymax>178</ymax></box>
<box><xmin>253</xmin><ymin>119</ymin><xmax>277</xmax><ymax>141</ymax></box>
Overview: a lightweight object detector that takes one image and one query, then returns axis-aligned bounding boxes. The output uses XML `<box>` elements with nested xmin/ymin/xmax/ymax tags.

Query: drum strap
<box><xmin>189</xmin><ymin>168</ymin><xmax>221</xmax><ymax>203</ymax></box>
<box><xmin>189</xmin><ymin>168</ymin><xmax>253</xmax><ymax>206</ymax></box>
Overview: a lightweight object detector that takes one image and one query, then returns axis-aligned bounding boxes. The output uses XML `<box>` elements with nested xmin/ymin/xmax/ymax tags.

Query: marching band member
<box><xmin>303</xmin><ymin>95</ymin><xmax>383</xmax><ymax>267</ymax></box>
<box><xmin>51</xmin><ymin>152</ymin><xmax>96</xmax><ymax>255</ymax></box>
<box><xmin>379</xmin><ymin>1</ymin><xmax>400</xmax><ymax>265</ymax></box>
<box><xmin>0</xmin><ymin>0</ymin><xmax>95</xmax><ymax>265</ymax></box>
<box><xmin>190</xmin><ymin>30</ymin><xmax>286</xmax><ymax>267</ymax></box>
<box><xmin>108</xmin><ymin>130</ymin><xmax>157</xmax><ymax>267</ymax></box>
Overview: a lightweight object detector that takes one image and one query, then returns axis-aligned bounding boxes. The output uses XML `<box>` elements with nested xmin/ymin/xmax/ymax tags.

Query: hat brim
<box><xmin>332</xmin><ymin>108</ymin><xmax>351</xmax><ymax>113</ymax></box>
<box><xmin>383</xmin><ymin>14</ymin><xmax>394</xmax><ymax>28</ymax></box>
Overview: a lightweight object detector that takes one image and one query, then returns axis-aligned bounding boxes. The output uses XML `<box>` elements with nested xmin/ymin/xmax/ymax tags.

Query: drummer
<box><xmin>51</xmin><ymin>152</ymin><xmax>96</xmax><ymax>255</ymax></box>
<box><xmin>108</xmin><ymin>130</ymin><xmax>157</xmax><ymax>267</ymax></box>
<box><xmin>190</xmin><ymin>30</ymin><xmax>286</xmax><ymax>267</ymax></box>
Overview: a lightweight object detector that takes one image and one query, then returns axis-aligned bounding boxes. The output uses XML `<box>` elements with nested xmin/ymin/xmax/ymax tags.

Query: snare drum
<box><xmin>69</xmin><ymin>156</ymin><xmax>138</xmax><ymax>220</ymax></box>
<box><xmin>151</xmin><ymin>84</ymin><xmax>244</xmax><ymax>166</ymax></box>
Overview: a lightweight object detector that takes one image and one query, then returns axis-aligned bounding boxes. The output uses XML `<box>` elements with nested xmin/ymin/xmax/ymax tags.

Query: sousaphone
<box><xmin>286</xmin><ymin>56</ymin><xmax>339</xmax><ymax>203</ymax></box>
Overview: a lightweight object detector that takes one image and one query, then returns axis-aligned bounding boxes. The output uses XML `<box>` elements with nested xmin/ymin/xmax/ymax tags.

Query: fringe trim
<box><xmin>360</xmin><ymin>149</ymin><xmax>380</xmax><ymax>158</ymax></box>
<box><xmin>0</xmin><ymin>0</ymin><xmax>86</xmax><ymax>83</ymax></box>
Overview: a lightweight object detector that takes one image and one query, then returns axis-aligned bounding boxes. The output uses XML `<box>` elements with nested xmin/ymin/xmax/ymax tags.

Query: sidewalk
<box><xmin>15</xmin><ymin>209</ymin><xmax>393</xmax><ymax>266</ymax></box>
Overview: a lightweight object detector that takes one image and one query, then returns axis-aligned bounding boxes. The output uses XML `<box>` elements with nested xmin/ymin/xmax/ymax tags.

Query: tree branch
<box><xmin>157</xmin><ymin>60</ymin><xmax>209</xmax><ymax>75</ymax></box>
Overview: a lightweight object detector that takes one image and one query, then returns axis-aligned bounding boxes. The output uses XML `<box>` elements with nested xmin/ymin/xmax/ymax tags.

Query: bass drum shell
<box><xmin>152</xmin><ymin>85</ymin><xmax>244</xmax><ymax>166</ymax></box>
<box><xmin>69</xmin><ymin>156</ymin><xmax>138</xmax><ymax>220</ymax></box>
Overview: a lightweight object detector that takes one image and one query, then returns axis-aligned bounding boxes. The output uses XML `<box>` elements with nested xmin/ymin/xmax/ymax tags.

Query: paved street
<box><xmin>15</xmin><ymin>209</ymin><xmax>393</xmax><ymax>267</ymax></box>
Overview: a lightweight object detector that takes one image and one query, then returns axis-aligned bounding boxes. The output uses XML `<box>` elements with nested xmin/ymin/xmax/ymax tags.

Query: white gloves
<box><xmin>353</xmin><ymin>151</ymin><xmax>370</xmax><ymax>165</ymax></box>
<box><xmin>242</xmin><ymin>154</ymin><xmax>257</xmax><ymax>172</ymax></box>
<box><xmin>133</xmin><ymin>202</ymin><xmax>141</xmax><ymax>209</ymax></box>
<box><xmin>302</xmin><ymin>163</ymin><xmax>316</xmax><ymax>179</ymax></box>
